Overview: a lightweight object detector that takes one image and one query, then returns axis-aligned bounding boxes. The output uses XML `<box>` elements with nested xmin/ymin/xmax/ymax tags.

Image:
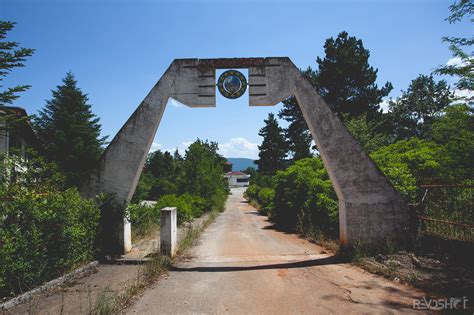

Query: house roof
<box><xmin>226</xmin><ymin>171</ymin><xmax>248</xmax><ymax>176</ymax></box>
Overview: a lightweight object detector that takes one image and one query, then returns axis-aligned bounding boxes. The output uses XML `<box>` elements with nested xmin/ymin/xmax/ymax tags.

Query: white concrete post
<box><xmin>160</xmin><ymin>207</ymin><xmax>177</xmax><ymax>257</ymax></box>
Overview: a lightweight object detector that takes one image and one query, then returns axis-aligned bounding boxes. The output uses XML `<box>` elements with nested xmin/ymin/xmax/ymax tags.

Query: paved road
<box><xmin>128</xmin><ymin>187</ymin><xmax>426</xmax><ymax>314</ymax></box>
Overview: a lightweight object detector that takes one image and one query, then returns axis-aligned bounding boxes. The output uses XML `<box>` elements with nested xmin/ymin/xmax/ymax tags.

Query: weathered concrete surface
<box><xmin>160</xmin><ymin>207</ymin><xmax>177</xmax><ymax>257</ymax></box>
<box><xmin>81</xmin><ymin>57</ymin><xmax>408</xmax><ymax>252</ymax></box>
<box><xmin>127</xmin><ymin>188</ymin><xmax>425</xmax><ymax>314</ymax></box>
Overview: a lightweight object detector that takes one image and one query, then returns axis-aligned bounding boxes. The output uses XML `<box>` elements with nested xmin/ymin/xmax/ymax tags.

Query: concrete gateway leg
<box><xmin>249</xmin><ymin>58</ymin><xmax>409</xmax><ymax>247</ymax></box>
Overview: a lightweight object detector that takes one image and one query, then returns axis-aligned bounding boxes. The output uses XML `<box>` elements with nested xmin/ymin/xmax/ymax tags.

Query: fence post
<box><xmin>160</xmin><ymin>207</ymin><xmax>177</xmax><ymax>257</ymax></box>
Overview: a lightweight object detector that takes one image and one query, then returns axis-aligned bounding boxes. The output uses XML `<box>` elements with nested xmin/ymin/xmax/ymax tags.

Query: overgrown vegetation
<box><xmin>130</xmin><ymin>139</ymin><xmax>228</xmax><ymax>240</ymax></box>
<box><xmin>0</xmin><ymin>152</ymin><xmax>101</xmax><ymax>297</ymax></box>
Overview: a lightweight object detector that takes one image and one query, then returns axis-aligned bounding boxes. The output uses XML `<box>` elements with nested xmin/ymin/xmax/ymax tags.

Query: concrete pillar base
<box><xmin>160</xmin><ymin>207</ymin><xmax>177</xmax><ymax>257</ymax></box>
<box><xmin>124</xmin><ymin>219</ymin><xmax>132</xmax><ymax>253</ymax></box>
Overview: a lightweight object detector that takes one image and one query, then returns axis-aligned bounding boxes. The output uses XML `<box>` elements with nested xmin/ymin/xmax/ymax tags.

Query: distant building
<box><xmin>224</xmin><ymin>171</ymin><xmax>250</xmax><ymax>187</ymax></box>
<box><xmin>0</xmin><ymin>106</ymin><xmax>38</xmax><ymax>160</ymax></box>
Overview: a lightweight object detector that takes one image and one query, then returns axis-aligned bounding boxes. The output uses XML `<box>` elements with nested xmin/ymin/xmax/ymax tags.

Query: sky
<box><xmin>1</xmin><ymin>0</ymin><xmax>470</xmax><ymax>159</ymax></box>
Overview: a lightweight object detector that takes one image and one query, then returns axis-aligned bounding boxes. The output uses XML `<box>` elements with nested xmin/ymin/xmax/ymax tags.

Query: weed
<box><xmin>93</xmin><ymin>288</ymin><xmax>116</xmax><ymax>315</ymax></box>
<box><xmin>406</xmin><ymin>271</ymin><xmax>420</xmax><ymax>285</ymax></box>
<box><xmin>27</xmin><ymin>295</ymin><xmax>39</xmax><ymax>315</ymax></box>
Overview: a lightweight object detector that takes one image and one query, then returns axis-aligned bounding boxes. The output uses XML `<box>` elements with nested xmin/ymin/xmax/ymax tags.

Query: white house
<box><xmin>224</xmin><ymin>171</ymin><xmax>250</xmax><ymax>187</ymax></box>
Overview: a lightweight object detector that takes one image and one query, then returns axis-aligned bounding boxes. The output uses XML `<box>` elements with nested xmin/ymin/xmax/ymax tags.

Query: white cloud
<box><xmin>453</xmin><ymin>89</ymin><xmax>474</xmax><ymax>103</ymax></box>
<box><xmin>149</xmin><ymin>141</ymin><xmax>192</xmax><ymax>155</ymax></box>
<box><xmin>379</xmin><ymin>98</ymin><xmax>392</xmax><ymax>113</ymax></box>
<box><xmin>167</xmin><ymin>98</ymin><xmax>184</xmax><ymax>108</ymax></box>
<box><xmin>218</xmin><ymin>137</ymin><xmax>259</xmax><ymax>159</ymax></box>
<box><xmin>446</xmin><ymin>57</ymin><xmax>469</xmax><ymax>67</ymax></box>
<box><xmin>150</xmin><ymin>138</ymin><xmax>259</xmax><ymax>159</ymax></box>
<box><xmin>149</xmin><ymin>142</ymin><xmax>161</xmax><ymax>152</ymax></box>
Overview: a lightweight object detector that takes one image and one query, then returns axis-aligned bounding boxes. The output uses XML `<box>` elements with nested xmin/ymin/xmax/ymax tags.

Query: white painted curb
<box><xmin>0</xmin><ymin>261</ymin><xmax>99</xmax><ymax>310</ymax></box>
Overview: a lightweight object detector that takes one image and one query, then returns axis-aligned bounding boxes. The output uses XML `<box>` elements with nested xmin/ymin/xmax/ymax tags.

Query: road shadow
<box><xmin>170</xmin><ymin>255</ymin><xmax>345</xmax><ymax>273</ymax></box>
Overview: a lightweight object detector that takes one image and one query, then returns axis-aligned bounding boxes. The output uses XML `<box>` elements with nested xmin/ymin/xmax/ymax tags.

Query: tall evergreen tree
<box><xmin>256</xmin><ymin>113</ymin><xmax>288</xmax><ymax>175</ymax></box>
<box><xmin>278</xmin><ymin>68</ymin><xmax>316</xmax><ymax>161</ymax></box>
<box><xmin>316</xmin><ymin>31</ymin><xmax>393</xmax><ymax>119</ymax></box>
<box><xmin>0</xmin><ymin>21</ymin><xmax>34</xmax><ymax>106</ymax></box>
<box><xmin>434</xmin><ymin>0</ymin><xmax>473</xmax><ymax>97</ymax></box>
<box><xmin>388</xmin><ymin>75</ymin><xmax>452</xmax><ymax>140</ymax></box>
<box><xmin>34</xmin><ymin>72</ymin><xmax>107</xmax><ymax>187</ymax></box>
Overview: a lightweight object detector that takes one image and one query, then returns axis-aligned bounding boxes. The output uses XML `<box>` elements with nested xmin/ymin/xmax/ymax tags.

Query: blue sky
<box><xmin>1</xmin><ymin>0</ymin><xmax>470</xmax><ymax>158</ymax></box>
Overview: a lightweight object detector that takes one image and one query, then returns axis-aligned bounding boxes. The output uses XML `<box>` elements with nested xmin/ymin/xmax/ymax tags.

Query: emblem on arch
<box><xmin>217</xmin><ymin>70</ymin><xmax>247</xmax><ymax>99</ymax></box>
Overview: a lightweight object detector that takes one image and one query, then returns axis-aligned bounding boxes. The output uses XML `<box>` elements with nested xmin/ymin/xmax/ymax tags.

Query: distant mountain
<box><xmin>226</xmin><ymin>158</ymin><xmax>257</xmax><ymax>172</ymax></box>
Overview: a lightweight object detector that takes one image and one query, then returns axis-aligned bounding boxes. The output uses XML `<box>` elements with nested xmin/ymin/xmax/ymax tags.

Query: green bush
<box><xmin>130</xmin><ymin>193</ymin><xmax>207</xmax><ymax>225</ymax></box>
<box><xmin>0</xmin><ymin>188</ymin><xmax>99</xmax><ymax>297</ymax></box>
<box><xmin>244</xmin><ymin>184</ymin><xmax>260</xmax><ymax>202</ymax></box>
<box><xmin>371</xmin><ymin>138</ymin><xmax>448</xmax><ymax>201</ymax></box>
<box><xmin>273</xmin><ymin>158</ymin><xmax>338</xmax><ymax>237</ymax></box>
<box><xmin>257</xmin><ymin>187</ymin><xmax>275</xmax><ymax>215</ymax></box>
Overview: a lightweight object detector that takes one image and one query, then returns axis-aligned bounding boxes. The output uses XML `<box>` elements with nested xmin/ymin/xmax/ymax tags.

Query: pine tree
<box><xmin>316</xmin><ymin>31</ymin><xmax>393</xmax><ymax>119</ymax></box>
<box><xmin>434</xmin><ymin>0</ymin><xmax>473</xmax><ymax>96</ymax></box>
<box><xmin>388</xmin><ymin>75</ymin><xmax>452</xmax><ymax>140</ymax></box>
<box><xmin>256</xmin><ymin>113</ymin><xmax>288</xmax><ymax>175</ymax></box>
<box><xmin>34</xmin><ymin>72</ymin><xmax>107</xmax><ymax>187</ymax></box>
<box><xmin>278</xmin><ymin>67</ymin><xmax>317</xmax><ymax>161</ymax></box>
<box><xmin>278</xmin><ymin>97</ymin><xmax>312</xmax><ymax>161</ymax></box>
<box><xmin>0</xmin><ymin>21</ymin><xmax>35</xmax><ymax>106</ymax></box>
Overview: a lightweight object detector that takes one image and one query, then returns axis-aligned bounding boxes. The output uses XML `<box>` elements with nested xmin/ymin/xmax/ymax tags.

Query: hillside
<box><xmin>226</xmin><ymin>158</ymin><xmax>256</xmax><ymax>172</ymax></box>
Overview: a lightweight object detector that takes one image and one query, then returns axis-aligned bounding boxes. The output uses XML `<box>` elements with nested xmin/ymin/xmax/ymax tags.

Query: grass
<box><xmin>131</xmin><ymin>222</ymin><xmax>160</xmax><ymax>241</ymax></box>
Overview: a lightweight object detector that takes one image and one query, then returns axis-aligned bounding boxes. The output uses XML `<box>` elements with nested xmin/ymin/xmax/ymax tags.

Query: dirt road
<box><xmin>128</xmin><ymin>187</ymin><xmax>426</xmax><ymax>314</ymax></box>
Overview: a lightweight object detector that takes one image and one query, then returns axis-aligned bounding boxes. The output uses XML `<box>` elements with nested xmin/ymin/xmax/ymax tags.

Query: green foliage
<box><xmin>371</xmin><ymin>138</ymin><xmax>447</xmax><ymax>201</ymax></box>
<box><xmin>273</xmin><ymin>158</ymin><xmax>338</xmax><ymax>237</ymax></box>
<box><xmin>128</xmin><ymin>193</ymin><xmax>207</xmax><ymax>239</ymax></box>
<box><xmin>132</xmin><ymin>150</ymin><xmax>181</xmax><ymax>203</ymax></box>
<box><xmin>244</xmin><ymin>183</ymin><xmax>260</xmax><ymax>202</ymax></box>
<box><xmin>130</xmin><ymin>140</ymin><xmax>228</xmax><ymax>237</ymax></box>
<box><xmin>33</xmin><ymin>72</ymin><xmax>107</xmax><ymax>187</ymax></box>
<box><xmin>344</xmin><ymin>113</ymin><xmax>392</xmax><ymax>153</ymax></box>
<box><xmin>0</xmin><ymin>21</ymin><xmax>35</xmax><ymax>105</ymax></box>
<box><xmin>431</xmin><ymin>104</ymin><xmax>474</xmax><ymax>180</ymax></box>
<box><xmin>255</xmin><ymin>113</ymin><xmax>288</xmax><ymax>175</ymax></box>
<box><xmin>278</xmin><ymin>68</ymin><xmax>316</xmax><ymax>161</ymax></box>
<box><xmin>257</xmin><ymin>188</ymin><xmax>275</xmax><ymax>215</ymax></box>
<box><xmin>388</xmin><ymin>75</ymin><xmax>452</xmax><ymax>140</ymax></box>
<box><xmin>434</xmin><ymin>0</ymin><xmax>473</xmax><ymax>94</ymax></box>
<box><xmin>0</xmin><ymin>153</ymin><xmax>100</xmax><ymax>297</ymax></box>
<box><xmin>244</xmin><ymin>184</ymin><xmax>275</xmax><ymax>215</ymax></box>
<box><xmin>316</xmin><ymin>31</ymin><xmax>393</xmax><ymax>119</ymax></box>
<box><xmin>147</xmin><ymin>150</ymin><xmax>176</xmax><ymax>179</ymax></box>
<box><xmin>94</xmin><ymin>193</ymin><xmax>127</xmax><ymax>257</ymax></box>
<box><xmin>154</xmin><ymin>194</ymin><xmax>206</xmax><ymax>223</ymax></box>
<box><xmin>179</xmin><ymin>139</ymin><xmax>228</xmax><ymax>209</ymax></box>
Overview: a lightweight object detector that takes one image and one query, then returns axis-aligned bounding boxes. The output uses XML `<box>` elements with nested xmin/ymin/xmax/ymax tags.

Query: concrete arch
<box><xmin>81</xmin><ymin>57</ymin><xmax>408</xmax><ymax>254</ymax></box>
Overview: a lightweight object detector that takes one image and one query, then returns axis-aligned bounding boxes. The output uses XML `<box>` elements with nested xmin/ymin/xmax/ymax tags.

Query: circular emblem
<box><xmin>217</xmin><ymin>70</ymin><xmax>247</xmax><ymax>99</ymax></box>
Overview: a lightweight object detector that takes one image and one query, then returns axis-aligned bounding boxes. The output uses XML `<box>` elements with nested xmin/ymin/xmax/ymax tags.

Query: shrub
<box><xmin>273</xmin><ymin>158</ymin><xmax>338</xmax><ymax>237</ymax></box>
<box><xmin>257</xmin><ymin>187</ymin><xmax>275</xmax><ymax>215</ymax></box>
<box><xmin>179</xmin><ymin>140</ymin><xmax>228</xmax><ymax>210</ymax></box>
<box><xmin>0</xmin><ymin>152</ymin><xmax>100</xmax><ymax>297</ymax></box>
<box><xmin>371</xmin><ymin>138</ymin><xmax>447</xmax><ymax>201</ymax></box>
<box><xmin>153</xmin><ymin>194</ymin><xmax>206</xmax><ymax>224</ymax></box>
<box><xmin>0</xmin><ymin>188</ymin><xmax>100</xmax><ymax>297</ymax></box>
<box><xmin>244</xmin><ymin>184</ymin><xmax>260</xmax><ymax>202</ymax></box>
